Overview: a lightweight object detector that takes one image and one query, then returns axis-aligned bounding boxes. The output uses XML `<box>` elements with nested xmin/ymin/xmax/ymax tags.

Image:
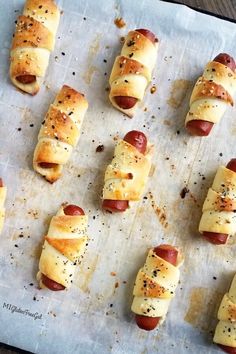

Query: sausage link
<box><xmin>218</xmin><ymin>344</ymin><xmax>236</xmax><ymax>354</ymax></box>
<box><xmin>102</xmin><ymin>199</ymin><xmax>129</xmax><ymax>213</ymax></box>
<box><xmin>0</xmin><ymin>178</ymin><xmax>3</xmax><ymax>187</ymax></box>
<box><xmin>123</xmin><ymin>130</ymin><xmax>147</xmax><ymax>154</ymax></box>
<box><xmin>202</xmin><ymin>159</ymin><xmax>236</xmax><ymax>245</ymax></box>
<box><xmin>63</xmin><ymin>204</ymin><xmax>85</xmax><ymax>216</ymax></box>
<box><xmin>186</xmin><ymin>53</ymin><xmax>236</xmax><ymax>136</ymax></box>
<box><xmin>114</xmin><ymin>96</ymin><xmax>137</xmax><ymax>110</ymax></box>
<box><xmin>102</xmin><ymin>131</ymin><xmax>147</xmax><ymax>212</ymax></box>
<box><xmin>135</xmin><ymin>244</ymin><xmax>178</xmax><ymax>330</ymax></box>
<box><xmin>39</xmin><ymin>162</ymin><xmax>58</xmax><ymax>169</ymax></box>
<box><xmin>213</xmin><ymin>53</ymin><xmax>236</xmax><ymax>72</ymax></box>
<box><xmin>42</xmin><ymin>204</ymin><xmax>84</xmax><ymax>290</ymax></box>
<box><xmin>202</xmin><ymin>232</ymin><xmax>228</xmax><ymax>245</ymax></box>
<box><xmin>41</xmin><ymin>274</ymin><xmax>65</xmax><ymax>291</ymax></box>
<box><xmin>226</xmin><ymin>158</ymin><xmax>236</xmax><ymax>172</ymax></box>
<box><xmin>113</xmin><ymin>29</ymin><xmax>157</xmax><ymax>111</ymax></box>
<box><xmin>135</xmin><ymin>28</ymin><xmax>157</xmax><ymax>44</ymax></box>
<box><xmin>186</xmin><ymin>120</ymin><xmax>214</xmax><ymax>137</ymax></box>
<box><xmin>16</xmin><ymin>75</ymin><xmax>36</xmax><ymax>84</ymax></box>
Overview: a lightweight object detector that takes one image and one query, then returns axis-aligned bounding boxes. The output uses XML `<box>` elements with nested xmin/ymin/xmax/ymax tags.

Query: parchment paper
<box><xmin>1</xmin><ymin>0</ymin><xmax>236</xmax><ymax>353</ymax></box>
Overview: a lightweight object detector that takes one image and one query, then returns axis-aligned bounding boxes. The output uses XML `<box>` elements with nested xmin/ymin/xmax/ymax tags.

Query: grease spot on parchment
<box><xmin>83</xmin><ymin>66</ymin><xmax>99</xmax><ymax>85</ymax></box>
<box><xmin>148</xmin><ymin>164</ymin><xmax>156</xmax><ymax>177</ymax></box>
<box><xmin>147</xmin><ymin>192</ymin><xmax>168</xmax><ymax>228</ymax></box>
<box><xmin>83</xmin><ymin>34</ymin><xmax>101</xmax><ymax>84</ymax></box>
<box><xmin>75</xmin><ymin>254</ymin><xmax>99</xmax><ymax>293</ymax></box>
<box><xmin>163</xmin><ymin>119</ymin><xmax>172</xmax><ymax>126</ymax></box>
<box><xmin>167</xmin><ymin>79</ymin><xmax>191</xmax><ymax>109</ymax></box>
<box><xmin>184</xmin><ymin>287</ymin><xmax>222</xmax><ymax>332</ymax></box>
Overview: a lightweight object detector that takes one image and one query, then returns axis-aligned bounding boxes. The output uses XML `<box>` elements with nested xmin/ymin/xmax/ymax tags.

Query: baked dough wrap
<box><xmin>109</xmin><ymin>30</ymin><xmax>158</xmax><ymax>117</ymax></box>
<box><xmin>199</xmin><ymin>166</ymin><xmax>236</xmax><ymax>238</ymax></box>
<box><xmin>0</xmin><ymin>184</ymin><xmax>7</xmax><ymax>233</ymax></box>
<box><xmin>33</xmin><ymin>85</ymin><xmax>88</xmax><ymax>183</ymax></box>
<box><xmin>214</xmin><ymin>274</ymin><xmax>236</xmax><ymax>347</ymax></box>
<box><xmin>185</xmin><ymin>60</ymin><xmax>236</xmax><ymax>125</ymax></box>
<box><xmin>131</xmin><ymin>249</ymin><xmax>183</xmax><ymax>322</ymax></box>
<box><xmin>102</xmin><ymin>139</ymin><xmax>154</xmax><ymax>202</ymax></box>
<box><xmin>37</xmin><ymin>205</ymin><xmax>88</xmax><ymax>289</ymax></box>
<box><xmin>10</xmin><ymin>0</ymin><xmax>60</xmax><ymax>95</ymax></box>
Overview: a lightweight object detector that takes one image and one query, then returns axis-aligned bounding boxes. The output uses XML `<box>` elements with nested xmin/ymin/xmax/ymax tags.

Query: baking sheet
<box><xmin>1</xmin><ymin>0</ymin><xmax>236</xmax><ymax>353</ymax></box>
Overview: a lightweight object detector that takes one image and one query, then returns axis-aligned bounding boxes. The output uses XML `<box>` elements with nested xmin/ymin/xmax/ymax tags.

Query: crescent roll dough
<box><xmin>0</xmin><ymin>181</ymin><xmax>7</xmax><ymax>233</ymax></box>
<box><xmin>199</xmin><ymin>165</ymin><xmax>236</xmax><ymax>240</ymax></box>
<box><xmin>33</xmin><ymin>85</ymin><xmax>88</xmax><ymax>183</ymax></box>
<box><xmin>103</xmin><ymin>139</ymin><xmax>154</xmax><ymax>202</ymax></box>
<box><xmin>185</xmin><ymin>60</ymin><xmax>236</xmax><ymax>126</ymax></box>
<box><xmin>214</xmin><ymin>274</ymin><xmax>236</xmax><ymax>347</ymax></box>
<box><xmin>10</xmin><ymin>0</ymin><xmax>60</xmax><ymax>95</ymax></box>
<box><xmin>37</xmin><ymin>205</ymin><xmax>88</xmax><ymax>289</ymax></box>
<box><xmin>109</xmin><ymin>30</ymin><xmax>158</xmax><ymax>117</ymax></box>
<box><xmin>131</xmin><ymin>248</ymin><xmax>183</xmax><ymax>322</ymax></box>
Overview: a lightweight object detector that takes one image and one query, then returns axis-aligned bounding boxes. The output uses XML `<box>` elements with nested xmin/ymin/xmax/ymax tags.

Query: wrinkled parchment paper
<box><xmin>1</xmin><ymin>0</ymin><xmax>236</xmax><ymax>353</ymax></box>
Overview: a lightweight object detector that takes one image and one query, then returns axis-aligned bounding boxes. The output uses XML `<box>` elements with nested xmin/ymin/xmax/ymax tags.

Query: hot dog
<box><xmin>218</xmin><ymin>344</ymin><xmax>236</xmax><ymax>354</ymax></box>
<box><xmin>41</xmin><ymin>204</ymin><xmax>85</xmax><ymax>291</ymax></box>
<box><xmin>16</xmin><ymin>75</ymin><xmax>36</xmax><ymax>84</ymax></box>
<box><xmin>135</xmin><ymin>29</ymin><xmax>157</xmax><ymax>44</ymax></box>
<box><xmin>0</xmin><ymin>178</ymin><xmax>3</xmax><ymax>187</ymax></box>
<box><xmin>41</xmin><ymin>274</ymin><xmax>65</xmax><ymax>291</ymax></box>
<box><xmin>135</xmin><ymin>245</ymin><xmax>178</xmax><ymax>330</ymax></box>
<box><xmin>38</xmin><ymin>162</ymin><xmax>58</xmax><ymax>169</ymax></box>
<box><xmin>186</xmin><ymin>53</ymin><xmax>236</xmax><ymax>136</ymax></box>
<box><xmin>214</xmin><ymin>273</ymin><xmax>236</xmax><ymax>352</ymax></box>
<box><xmin>123</xmin><ymin>130</ymin><xmax>147</xmax><ymax>154</ymax></box>
<box><xmin>114</xmin><ymin>29</ymin><xmax>156</xmax><ymax>110</ymax></box>
<box><xmin>102</xmin><ymin>130</ymin><xmax>147</xmax><ymax>212</ymax></box>
<box><xmin>10</xmin><ymin>1</ymin><xmax>60</xmax><ymax>95</ymax></box>
<box><xmin>109</xmin><ymin>28</ymin><xmax>158</xmax><ymax>117</ymax></box>
<box><xmin>202</xmin><ymin>159</ymin><xmax>236</xmax><ymax>245</ymax></box>
<box><xmin>33</xmin><ymin>85</ymin><xmax>88</xmax><ymax>183</ymax></box>
<box><xmin>214</xmin><ymin>53</ymin><xmax>236</xmax><ymax>72</ymax></box>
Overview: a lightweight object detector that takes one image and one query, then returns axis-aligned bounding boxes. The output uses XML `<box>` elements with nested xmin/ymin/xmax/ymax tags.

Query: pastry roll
<box><xmin>199</xmin><ymin>159</ymin><xmax>236</xmax><ymax>245</ymax></box>
<box><xmin>10</xmin><ymin>0</ymin><xmax>60</xmax><ymax>95</ymax></box>
<box><xmin>185</xmin><ymin>53</ymin><xmax>236</xmax><ymax>136</ymax></box>
<box><xmin>214</xmin><ymin>273</ymin><xmax>236</xmax><ymax>352</ymax></box>
<box><xmin>33</xmin><ymin>85</ymin><xmax>88</xmax><ymax>183</ymax></box>
<box><xmin>37</xmin><ymin>204</ymin><xmax>88</xmax><ymax>291</ymax></box>
<box><xmin>102</xmin><ymin>130</ymin><xmax>153</xmax><ymax>213</ymax></box>
<box><xmin>109</xmin><ymin>29</ymin><xmax>158</xmax><ymax>117</ymax></box>
<box><xmin>131</xmin><ymin>244</ymin><xmax>183</xmax><ymax>331</ymax></box>
<box><xmin>0</xmin><ymin>179</ymin><xmax>7</xmax><ymax>233</ymax></box>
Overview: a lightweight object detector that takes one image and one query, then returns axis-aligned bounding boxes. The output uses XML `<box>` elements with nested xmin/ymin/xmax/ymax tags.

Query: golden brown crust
<box><xmin>133</xmin><ymin>270</ymin><xmax>173</xmax><ymax>298</ymax></box>
<box><xmin>109</xmin><ymin>55</ymin><xmax>151</xmax><ymax>84</ymax></box>
<box><xmin>12</xmin><ymin>15</ymin><xmax>53</xmax><ymax>51</ymax></box>
<box><xmin>34</xmin><ymin>139</ymin><xmax>71</xmax><ymax>165</ymax></box>
<box><xmin>131</xmin><ymin>248</ymin><xmax>182</xmax><ymax>320</ymax></box>
<box><xmin>53</xmin><ymin>85</ymin><xmax>88</xmax><ymax>115</ymax></box>
<box><xmin>109</xmin><ymin>29</ymin><xmax>158</xmax><ymax>117</ymax></box>
<box><xmin>200</xmin><ymin>166</ymin><xmax>236</xmax><ymax>235</ymax></box>
<box><xmin>123</xmin><ymin>30</ymin><xmax>156</xmax><ymax>54</ymax></box>
<box><xmin>38</xmin><ymin>207</ymin><xmax>88</xmax><ymax>289</ymax></box>
<box><xmin>10</xmin><ymin>0</ymin><xmax>60</xmax><ymax>95</ymax></box>
<box><xmin>191</xmin><ymin>77</ymin><xmax>233</xmax><ymax>106</ymax></box>
<box><xmin>210</xmin><ymin>60</ymin><xmax>235</xmax><ymax>80</ymax></box>
<box><xmin>39</xmin><ymin>106</ymin><xmax>79</xmax><ymax>147</ymax></box>
<box><xmin>33</xmin><ymin>85</ymin><xmax>88</xmax><ymax>182</ymax></box>
<box><xmin>10</xmin><ymin>48</ymin><xmax>44</xmax><ymax>78</ymax></box>
<box><xmin>24</xmin><ymin>0</ymin><xmax>59</xmax><ymax>25</ymax></box>
<box><xmin>103</xmin><ymin>139</ymin><xmax>153</xmax><ymax>201</ymax></box>
<box><xmin>45</xmin><ymin>237</ymin><xmax>86</xmax><ymax>262</ymax></box>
